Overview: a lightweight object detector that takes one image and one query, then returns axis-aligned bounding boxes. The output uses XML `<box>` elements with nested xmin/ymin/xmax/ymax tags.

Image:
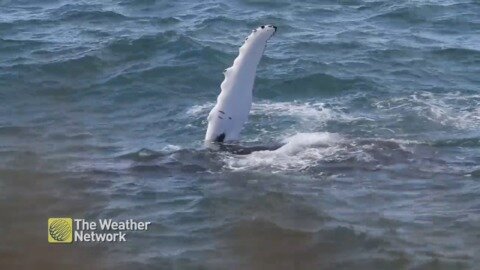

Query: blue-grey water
<box><xmin>1</xmin><ymin>0</ymin><xmax>479</xmax><ymax>269</ymax></box>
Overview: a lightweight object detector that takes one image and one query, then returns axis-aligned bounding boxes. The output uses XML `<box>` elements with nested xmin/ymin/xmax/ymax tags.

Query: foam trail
<box><xmin>205</xmin><ymin>25</ymin><xmax>277</xmax><ymax>142</ymax></box>
<box><xmin>224</xmin><ymin>132</ymin><xmax>343</xmax><ymax>171</ymax></box>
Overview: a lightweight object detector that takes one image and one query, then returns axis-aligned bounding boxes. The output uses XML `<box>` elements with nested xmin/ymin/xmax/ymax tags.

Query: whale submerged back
<box><xmin>205</xmin><ymin>25</ymin><xmax>277</xmax><ymax>142</ymax></box>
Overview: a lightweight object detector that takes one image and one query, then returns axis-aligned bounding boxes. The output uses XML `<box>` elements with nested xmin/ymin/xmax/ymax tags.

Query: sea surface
<box><xmin>1</xmin><ymin>0</ymin><xmax>479</xmax><ymax>269</ymax></box>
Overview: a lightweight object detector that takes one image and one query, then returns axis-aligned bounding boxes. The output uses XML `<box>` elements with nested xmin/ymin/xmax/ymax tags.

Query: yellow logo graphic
<box><xmin>48</xmin><ymin>218</ymin><xmax>73</xmax><ymax>243</ymax></box>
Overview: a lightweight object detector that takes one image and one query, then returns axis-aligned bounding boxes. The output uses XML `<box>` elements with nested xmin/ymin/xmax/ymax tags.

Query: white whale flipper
<box><xmin>205</xmin><ymin>25</ymin><xmax>277</xmax><ymax>143</ymax></box>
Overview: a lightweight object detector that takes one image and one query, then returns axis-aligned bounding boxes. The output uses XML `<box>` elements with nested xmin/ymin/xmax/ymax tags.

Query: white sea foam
<box><xmin>374</xmin><ymin>91</ymin><xmax>480</xmax><ymax>130</ymax></box>
<box><xmin>161</xmin><ymin>144</ymin><xmax>182</xmax><ymax>152</ymax></box>
<box><xmin>186</xmin><ymin>103</ymin><xmax>213</xmax><ymax>116</ymax></box>
<box><xmin>251</xmin><ymin>102</ymin><xmax>334</xmax><ymax>120</ymax></box>
<box><xmin>187</xmin><ymin>100</ymin><xmax>364</xmax><ymax>123</ymax></box>
<box><xmin>222</xmin><ymin>133</ymin><xmax>426</xmax><ymax>172</ymax></box>
<box><xmin>224</xmin><ymin>132</ymin><xmax>344</xmax><ymax>171</ymax></box>
<box><xmin>277</xmin><ymin>132</ymin><xmax>341</xmax><ymax>154</ymax></box>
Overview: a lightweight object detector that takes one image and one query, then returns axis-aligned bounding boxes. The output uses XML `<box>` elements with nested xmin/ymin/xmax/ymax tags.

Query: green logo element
<box><xmin>48</xmin><ymin>218</ymin><xmax>73</xmax><ymax>243</ymax></box>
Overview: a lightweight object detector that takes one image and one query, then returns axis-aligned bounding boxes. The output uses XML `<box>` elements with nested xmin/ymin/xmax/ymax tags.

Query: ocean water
<box><xmin>1</xmin><ymin>0</ymin><xmax>479</xmax><ymax>269</ymax></box>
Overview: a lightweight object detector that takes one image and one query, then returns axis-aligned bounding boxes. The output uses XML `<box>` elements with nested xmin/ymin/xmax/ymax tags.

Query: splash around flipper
<box><xmin>205</xmin><ymin>25</ymin><xmax>277</xmax><ymax>143</ymax></box>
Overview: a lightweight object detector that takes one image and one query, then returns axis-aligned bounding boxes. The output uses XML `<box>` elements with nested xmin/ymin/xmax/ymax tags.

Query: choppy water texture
<box><xmin>1</xmin><ymin>0</ymin><xmax>480</xmax><ymax>269</ymax></box>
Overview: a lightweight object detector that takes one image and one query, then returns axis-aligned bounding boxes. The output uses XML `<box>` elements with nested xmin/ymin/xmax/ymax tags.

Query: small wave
<box><xmin>117</xmin><ymin>147</ymin><xmax>179</xmax><ymax>162</ymax></box>
<box><xmin>373</xmin><ymin>91</ymin><xmax>480</xmax><ymax>131</ymax></box>
<box><xmin>0</xmin><ymin>38</ymin><xmax>48</xmax><ymax>52</ymax></box>
<box><xmin>47</xmin><ymin>132</ymin><xmax>93</xmax><ymax>140</ymax></box>
<box><xmin>100</xmin><ymin>32</ymin><xmax>225</xmax><ymax>87</ymax></box>
<box><xmin>105</xmin><ymin>31</ymin><xmax>178</xmax><ymax>55</ymax></box>
<box><xmin>150</xmin><ymin>17</ymin><xmax>181</xmax><ymax>25</ymax></box>
<box><xmin>0</xmin><ymin>126</ymin><xmax>37</xmax><ymax>137</ymax></box>
<box><xmin>199</xmin><ymin>16</ymin><xmax>245</xmax><ymax>27</ymax></box>
<box><xmin>369</xmin><ymin>3</ymin><xmax>453</xmax><ymax>24</ymax></box>
<box><xmin>222</xmin><ymin>218</ymin><xmax>389</xmax><ymax>267</ymax></box>
<box><xmin>60</xmin><ymin>10</ymin><xmax>128</xmax><ymax>21</ymax></box>
<box><xmin>431</xmin><ymin>47</ymin><xmax>480</xmax><ymax>63</ymax></box>
<box><xmin>431</xmin><ymin>137</ymin><xmax>480</xmax><ymax>148</ymax></box>
<box><xmin>129</xmin><ymin>164</ymin><xmax>169</xmax><ymax>172</ymax></box>
<box><xmin>49</xmin><ymin>4</ymin><xmax>128</xmax><ymax>22</ymax></box>
<box><xmin>118</xmin><ymin>0</ymin><xmax>159</xmax><ymax>7</ymax></box>
<box><xmin>19</xmin><ymin>54</ymin><xmax>105</xmax><ymax>78</ymax></box>
<box><xmin>240</xmin><ymin>0</ymin><xmax>291</xmax><ymax>7</ymax></box>
<box><xmin>258</xmin><ymin>73</ymin><xmax>371</xmax><ymax>99</ymax></box>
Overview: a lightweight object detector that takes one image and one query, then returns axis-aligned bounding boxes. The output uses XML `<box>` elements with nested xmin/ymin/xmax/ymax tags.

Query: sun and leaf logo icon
<box><xmin>48</xmin><ymin>218</ymin><xmax>73</xmax><ymax>243</ymax></box>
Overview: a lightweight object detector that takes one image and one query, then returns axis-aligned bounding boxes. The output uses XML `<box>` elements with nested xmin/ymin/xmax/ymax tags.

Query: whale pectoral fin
<box><xmin>205</xmin><ymin>25</ymin><xmax>276</xmax><ymax>143</ymax></box>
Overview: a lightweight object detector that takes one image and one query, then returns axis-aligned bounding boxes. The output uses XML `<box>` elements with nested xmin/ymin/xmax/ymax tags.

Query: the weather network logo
<box><xmin>48</xmin><ymin>217</ymin><xmax>151</xmax><ymax>243</ymax></box>
<box><xmin>48</xmin><ymin>218</ymin><xmax>73</xmax><ymax>243</ymax></box>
